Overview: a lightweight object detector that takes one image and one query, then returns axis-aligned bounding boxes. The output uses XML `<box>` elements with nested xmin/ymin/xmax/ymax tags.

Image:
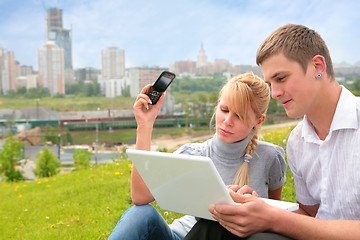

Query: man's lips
<box><xmin>281</xmin><ymin>99</ymin><xmax>292</xmax><ymax>106</ymax></box>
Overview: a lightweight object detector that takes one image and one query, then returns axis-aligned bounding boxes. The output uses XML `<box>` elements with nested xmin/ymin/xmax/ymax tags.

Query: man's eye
<box><xmin>277</xmin><ymin>76</ymin><xmax>286</xmax><ymax>81</ymax></box>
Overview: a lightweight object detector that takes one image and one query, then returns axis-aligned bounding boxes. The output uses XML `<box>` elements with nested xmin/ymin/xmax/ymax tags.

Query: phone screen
<box><xmin>154</xmin><ymin>74</ymin><xmax>175</xmax><ymax>91</ymax></box>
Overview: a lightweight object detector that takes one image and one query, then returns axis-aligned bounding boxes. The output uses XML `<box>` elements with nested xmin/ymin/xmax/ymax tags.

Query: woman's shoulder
<box><xmin>173</xmin><ymin>140</ymin><xmax>211</xmax><ymax>157</ymax></box>
<box><xmin>256</xmin><ymin>141</ymin><xmax>285</xmax><ymax>158</ymax></box>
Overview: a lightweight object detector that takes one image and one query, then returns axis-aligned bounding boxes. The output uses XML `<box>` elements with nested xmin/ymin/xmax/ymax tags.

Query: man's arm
<box><xmin>272</xmin><ymin>205</ymin><xmax>360</xmax><ymax>240</ymax></box>
<box><xmin>210</xmin><ymin>194</ymin><xmax>360</xmax><ymax>240</ymax></box>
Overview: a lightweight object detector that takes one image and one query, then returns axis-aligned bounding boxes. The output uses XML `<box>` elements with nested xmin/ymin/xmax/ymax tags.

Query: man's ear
<box><xmin>312</xmin><ymin>55</ymin><xmax>326</xmax><ymax>76</ymax></box>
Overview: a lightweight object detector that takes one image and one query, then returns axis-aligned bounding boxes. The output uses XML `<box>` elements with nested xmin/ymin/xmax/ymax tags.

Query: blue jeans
<box><xmin>108</xmin><ymin>204</ymin><xmax>182</xmax><ymax>240</ymax></box>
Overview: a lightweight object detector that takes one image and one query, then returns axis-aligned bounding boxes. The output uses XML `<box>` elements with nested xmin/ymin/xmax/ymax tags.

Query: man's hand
<box><xmin>210</xmin><ymin>191</ymin><xmax>275</xmax><ymax>237</ymax></box>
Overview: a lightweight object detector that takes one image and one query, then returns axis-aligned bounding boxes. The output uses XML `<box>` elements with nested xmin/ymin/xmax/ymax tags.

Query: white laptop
<box><xmin>126</xmin><ymin>149</ymin><xmax>299</xmax><ymax>221</ymax></box>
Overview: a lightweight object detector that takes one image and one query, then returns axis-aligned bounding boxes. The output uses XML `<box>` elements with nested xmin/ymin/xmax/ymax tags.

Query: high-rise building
<box><xmin>196</xmin><ymin>43</ymin><xmax>209</xmax><ymax>69</ymax></box>
<box><xmin>46</xmin><ymin>8</ymin><xmax>73</xmax><ymax>83</ymax></box>
<box><xmin>172</xmin><ymin>60</ymin><xmax>196</xmax><ymax>74</ymax></box>
<box><xmin>101</xmin><ymin>47</ymin><xmax>126</xmax><ymax>79</ymax></box>
<box><xmin>0</xmin><ymin>48</ymin><xmax>17</xmax><ymax>94</ymax></box>
<box><xmin>38</xmin><ymin>42</ymin><xmax>65</xmax><ymax>96</ymax></box>
<box><xmin>98</xmin><ymin>47</ymin><xmax>127</xmax><ymax>98</ymax></box>
<box><xmin>17</xmin><ymin>65</ymin><xmax>33</xmax><ymax>77</ymax></box>
<box><xmin>213</xmin><ymin>59</ymin><xmax>231</xmax><ymax>73</ymax></box>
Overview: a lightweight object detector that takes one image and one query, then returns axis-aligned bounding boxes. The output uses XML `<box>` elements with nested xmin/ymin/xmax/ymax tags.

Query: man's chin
<box><xmin>285</xmin><ymin>110</ymin><xmax>304</xmax><ymax>119</ymax></box>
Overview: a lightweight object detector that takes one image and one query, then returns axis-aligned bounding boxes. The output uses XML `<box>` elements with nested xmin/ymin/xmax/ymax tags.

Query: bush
<box><xmin>34</xmin><ymin>147</ymin><xmax>61</xmax><ymax>178</ymax></box>
<box><xmin>73</xmin><ymin>149</ymin><xmax>91</xmax><ymax>170</ymax></box>
<box><xmin>0</xmin><ymin>135</ymin><xmax>25</xmax><ymax>182</ymax></box>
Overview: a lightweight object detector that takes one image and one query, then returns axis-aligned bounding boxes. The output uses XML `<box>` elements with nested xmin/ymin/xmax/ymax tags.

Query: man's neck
<box><xmin>307</xmin><ymin>81</ymin><xmax>342</xmax><ymax>141</ymax></box>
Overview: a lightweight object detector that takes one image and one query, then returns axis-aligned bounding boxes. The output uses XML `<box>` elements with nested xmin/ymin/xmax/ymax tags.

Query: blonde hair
<box><xmin>216</xmin><ymin>73</ymin><xmax>270</xmax><ymax>187</ymax></box>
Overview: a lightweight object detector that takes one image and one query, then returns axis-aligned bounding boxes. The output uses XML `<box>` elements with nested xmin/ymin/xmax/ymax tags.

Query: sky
<box><xmin>1</xmin><ymin>0</ymin><xmax>360</xmax><ymax>70</ymax></box>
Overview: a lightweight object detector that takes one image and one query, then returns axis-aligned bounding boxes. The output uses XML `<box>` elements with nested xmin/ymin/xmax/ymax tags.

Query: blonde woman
<box><xmin>109</xmin><ymin>73</ymin><xmax>286</xmax><ymax>240</ymax></box>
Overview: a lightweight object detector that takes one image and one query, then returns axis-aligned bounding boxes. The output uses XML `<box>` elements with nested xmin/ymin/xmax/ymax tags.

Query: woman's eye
<box><xmin>220</xmin><ymin>108</ymin><xmax>229</xmax><ymax>112</ymax></box>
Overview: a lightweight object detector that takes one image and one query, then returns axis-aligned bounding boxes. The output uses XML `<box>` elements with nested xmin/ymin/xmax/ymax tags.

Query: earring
<box><xmin>317</xmin><ymin>73</ymin><xmax>322</xmax><ymax>78</ymax></box>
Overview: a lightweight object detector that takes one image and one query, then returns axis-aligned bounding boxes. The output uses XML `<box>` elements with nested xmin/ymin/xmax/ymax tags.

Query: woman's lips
<box><xmin>220</xmin><ymin>128</ymin><xmax>232</xmax><ymax>136</ymax></box>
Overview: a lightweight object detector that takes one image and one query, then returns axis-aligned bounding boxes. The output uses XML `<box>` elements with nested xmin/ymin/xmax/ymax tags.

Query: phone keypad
<box><xmin>148</xmin><ymin>90</ymin><xmax>162</xmax><ymax>104</ymax></box>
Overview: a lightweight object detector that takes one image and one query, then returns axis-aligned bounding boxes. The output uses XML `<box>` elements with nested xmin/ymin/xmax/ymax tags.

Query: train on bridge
<box><xmin>0</xmin><ymin>115</ymin><xmax>211</xmax><ymax>131</ymax></box>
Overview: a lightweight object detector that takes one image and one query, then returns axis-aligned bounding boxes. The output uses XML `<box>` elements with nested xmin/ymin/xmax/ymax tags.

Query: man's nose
<box><xmin>271</xmin><ymin>84</ymin><xmax>283</xmax><ymax>100</ymax></box>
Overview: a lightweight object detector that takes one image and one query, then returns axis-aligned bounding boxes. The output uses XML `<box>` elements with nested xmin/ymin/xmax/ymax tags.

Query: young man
<box><xmin>184</xmin><ymin>24</ymin><xmax>360</xmax><ymax>239</ymax></box>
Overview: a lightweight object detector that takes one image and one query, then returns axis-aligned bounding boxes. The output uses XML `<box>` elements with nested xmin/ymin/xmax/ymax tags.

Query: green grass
<box><xmin>0</xmin><ymin>160</ymin><xmax>183</xmax><ymax>240</ymax></box>
<box><xmin>0</xmin><ymin>96</ymin><xmax>135</xmax><ymax>112</ymax></box>
<box><xmin>70</xmin><ymin>129</ymin><xmax>137</xmax><ymax>145</ymax></box>
<box><xmin>0</xmin><ymin>126</ymin><xmax>296</xmax><ymax>239</ymax></box>
<box><xmin>69</xmin><ymin>127</ymin><xmax>190</xmax><ymax>145</ymax></box>
<box><xmin>261</xmin><ymin>126</ymin><xmax>296</xmax><ymax>202</ymax></box>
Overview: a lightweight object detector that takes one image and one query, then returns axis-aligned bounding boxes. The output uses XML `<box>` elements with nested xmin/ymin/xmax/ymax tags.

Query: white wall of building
<box><xmin>38</xmin><ymin>42</ymin><xmax>65</xmax><ymax>96</ymax></box>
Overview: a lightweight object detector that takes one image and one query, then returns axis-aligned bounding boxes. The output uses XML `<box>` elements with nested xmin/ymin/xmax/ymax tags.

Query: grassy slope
<box><xmin>0</xmin><ymin>126</ymin><xmax>296</xmax><ymax>239</ymax></box>
<box><xmin>0</xmin><ymin>161</ymin><xmax>133</xmax><ymax>239</ymax></box>
<box><xmin>0</xmin><ymin>96</ymin><xmax>134</xmax><ymax>112</ymax></box>
<box><xmin>260</xmin><ymin>126</ymin><xmax>296</xmax><ymax>202</ymax></box>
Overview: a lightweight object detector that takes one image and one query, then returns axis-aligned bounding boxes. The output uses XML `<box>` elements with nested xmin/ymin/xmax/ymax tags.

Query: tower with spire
<box><xmin>196</xmin><ymin>43</ymin><xmax>208</xmax><ymax>68</ymax></box>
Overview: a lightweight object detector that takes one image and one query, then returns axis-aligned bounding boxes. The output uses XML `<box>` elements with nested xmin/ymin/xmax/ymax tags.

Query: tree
<box><xmin>16</xmin><ymin>86</ymin><xmax>27</xmax><ymax>95</ymax></box>
<box><xmin>73</xmin><ymin>149</ymin><xmax>91</xmax><ymax>170</ymax></box>
<box><xmin>0</xmin><ymin>135</ymin><xmax>25</xmax><ymax>182</ymax></box>
<box><xmin>5</xmin><ymin>89</ymin><xmax>16</xmax><ymax>98</ymax></box>
<box><xmin>121</xmin><ymin>85</ymin><xmax>131</xmax><ymax>97</ymax></box>
<box><xmin>34</xmin><ymin>147</ymin><xmax>61</xmax><ymax>178</ymax></box>
<box><xmin>25</xmin><ymin>87</ymin><xmax>50</xmax><ymax>98</ymax></box>
<box><xmin>43</xmin><ymin>125</ymin><xmax>60</xmax><ymax>144</ymax></box>
<box><xmin>65</xmin><ymin>82</ymin><xmax>101</xmax><ymax>97</ymax></box>
<box><xmin>267</xmin><ymin>98</ymin><xmax>286</xmax><ymax>114</ymax></box>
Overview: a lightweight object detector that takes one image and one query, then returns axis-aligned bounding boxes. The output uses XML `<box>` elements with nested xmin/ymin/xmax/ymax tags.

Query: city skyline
<box><xmin>1</xmin><ymin>0</ymin><xmax>360</xmax><ymax>70</ymax></box>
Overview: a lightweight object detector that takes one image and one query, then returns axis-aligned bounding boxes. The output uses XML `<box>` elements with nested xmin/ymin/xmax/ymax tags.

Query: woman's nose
<box><xmin>224</xmin><ymin>114</ymin><xmax>233</xmax><ymax>126</ymax></box>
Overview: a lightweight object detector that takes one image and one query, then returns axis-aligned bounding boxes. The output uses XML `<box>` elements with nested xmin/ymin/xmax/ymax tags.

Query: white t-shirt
<box><xmin>287</xmin><ymin>86</ymin><xmax>360</xmax><ymax>220</ymax></box>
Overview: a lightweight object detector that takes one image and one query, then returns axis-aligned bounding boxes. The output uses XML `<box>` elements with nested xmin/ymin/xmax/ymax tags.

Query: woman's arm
<box><xmin>130</xmin><ymin>85</ymin><xmax>165</xmax><ymax>205</ymax></box>
<box><xmin>268</xmin><ymin>186</ymin><xmax>282</xmax><ymax>200</ymax></box>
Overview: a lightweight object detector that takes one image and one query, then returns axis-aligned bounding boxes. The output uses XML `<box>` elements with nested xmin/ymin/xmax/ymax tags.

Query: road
<box><xmin>12</xmin><ymin>120</ymin><xmax>301</xmax><ymax>181</ymax></box>
<box><xmin>151</xmin><ymin>120</ymin><xmax>301</xmax><ymax>152</ymax></box>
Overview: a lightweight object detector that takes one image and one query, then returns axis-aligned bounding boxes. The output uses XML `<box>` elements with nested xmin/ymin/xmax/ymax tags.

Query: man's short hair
<box><xmin>256</xmin><ymin>24</ymin><xmax>335</xmax><ymax>80</ymax></box>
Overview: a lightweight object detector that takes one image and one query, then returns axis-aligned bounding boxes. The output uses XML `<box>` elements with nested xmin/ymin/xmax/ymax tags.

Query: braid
<box><xmin>245</xmin><ymin>128</ymin><xmax>259</xmax><ymax>156</ymax></box>
<box><xmin>233</xmin><ymin>128</ymin><xmax>259</xmax><ymax>187</ymax></box>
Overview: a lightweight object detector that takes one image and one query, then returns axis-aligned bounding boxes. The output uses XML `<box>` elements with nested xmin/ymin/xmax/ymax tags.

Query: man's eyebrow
<box><xmin>264</xmin><ymin>72</ymin><xmax>280</xmax><ymax>85</ymax></box>
<box><xmin>270</xmin><ymin>72</ymin><xmax>281</xmax><ymax>79</ymax></box>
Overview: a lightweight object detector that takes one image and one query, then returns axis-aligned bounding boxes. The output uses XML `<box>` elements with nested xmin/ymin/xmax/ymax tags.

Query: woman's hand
<box><xmin>134</xmin><ymin>85</ymin><xmax>166</xmax><ymax>128</ymax></box>
<box><xmin>227</xmin><ymin>185</ymin><xmax>260</xmax><ymax>202</ymax></box>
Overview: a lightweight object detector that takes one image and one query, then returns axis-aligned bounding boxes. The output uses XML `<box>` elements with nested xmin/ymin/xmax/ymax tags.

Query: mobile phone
<box><xmin>147</xmin><ymin>71</ymin><xmax>176</xmax><ymax>105</ymax></box>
